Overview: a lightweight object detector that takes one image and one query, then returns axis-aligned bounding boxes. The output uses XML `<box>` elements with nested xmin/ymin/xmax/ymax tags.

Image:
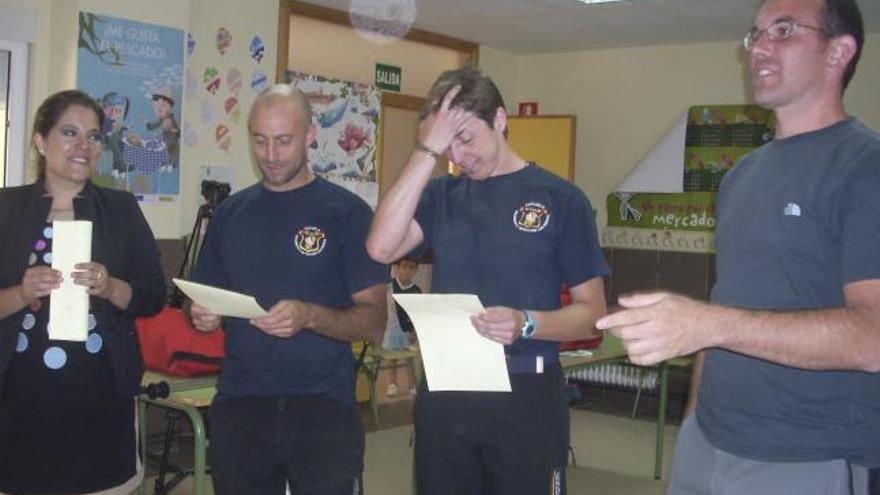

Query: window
<box><xmin>0</xmin><ymin>40</ymin><xmax>28</xmax><ymax>187</ymax></box>
<box><xmin>0</xmin><ymin>48</ymin><xmax>9</xmax><ymax>185</ymax></box>
<box><xmin>0</xmin><ymin>4</ymin><xmax>35</xmax><ymax>187</ymax></box>
<box><xmin>0</xmin><ymin>40</ymin><xmax>28</xmax><ymax>188</ymax></box>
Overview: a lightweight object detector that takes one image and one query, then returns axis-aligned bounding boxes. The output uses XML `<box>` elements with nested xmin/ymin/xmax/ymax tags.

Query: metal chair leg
<box><xmin>655</xmin><ymin>363</ymin><xmax>669</xmax><ymax>480</ymax></box>
<box><xmin>631</xmin><ymin>367</ymin><xmax>646</xmax><ymax>418</ymax></box>
<box><xmin>154</xmin><ymin>409</ymin><xmax>181</xmax><ymax>494</ymax></box>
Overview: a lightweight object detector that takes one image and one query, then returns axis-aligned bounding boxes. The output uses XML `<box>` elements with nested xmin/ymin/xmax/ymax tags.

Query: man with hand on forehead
<box><xmin>367</xmin><ymin>66</ymin><xmax>607</xmax><ymax>495</ymax></box>
<box><xmin>597</xmin><ymin>1</ymin><xmax>880</xmax><ymax>493</ymax></box>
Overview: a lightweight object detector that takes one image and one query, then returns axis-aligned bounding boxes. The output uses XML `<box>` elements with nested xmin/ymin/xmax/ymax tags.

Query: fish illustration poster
<box><xmin>77</xmin><ymin>12</ymin><xmax>184</xmax><ymax>202</ymax></box>
<box><xmin>286</xmin><ymin>71</ymin><xmax>380</xmax><ymax>208</ymax></box>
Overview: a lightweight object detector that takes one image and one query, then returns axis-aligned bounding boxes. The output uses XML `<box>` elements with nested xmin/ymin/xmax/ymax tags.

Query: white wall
<box><xmin>181</xmin><ymin>0</ymin><xmax>279</xmax><ymax>238</ymax></box>
<box><xmin>289</xmin><ymin>14</ymin><xmax>464</xmax><ymax>97</ymax></box>
<box><xmin>842</xmin><ymin>33</ymin><xmax>880</xmax><ymax>130</ymax></box>
<box><xmin>477</xmin><ymin>45</ymin><xmax>520</xmax><ymax>113</ymax></box>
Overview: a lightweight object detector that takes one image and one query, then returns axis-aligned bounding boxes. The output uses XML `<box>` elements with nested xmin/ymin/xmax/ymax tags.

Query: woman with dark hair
<box><xmin>0</xmin><ymin>89</ymin><xmax>166</xmax><ymax>494</ymax></box>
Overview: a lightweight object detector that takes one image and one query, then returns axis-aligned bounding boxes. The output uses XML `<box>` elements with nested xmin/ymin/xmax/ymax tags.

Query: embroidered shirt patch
<box><xmin>295</xmin><ymin>226</ymin><xmax>327</xmax><ymax>256</ymax></box>
<box><xmin>514</xmin><ymin>202</ymin><xmax>550</xmax><ymax>233</ymax></box>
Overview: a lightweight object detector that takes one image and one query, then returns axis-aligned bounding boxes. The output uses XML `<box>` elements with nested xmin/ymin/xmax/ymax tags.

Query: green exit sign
<box><xmin>375</xmin><ymin>63</ymin><xmax>402</xmax><ymax>92</ymax></box>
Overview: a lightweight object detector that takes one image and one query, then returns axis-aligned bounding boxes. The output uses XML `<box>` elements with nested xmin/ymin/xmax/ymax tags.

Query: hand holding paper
<box><xmin>71</xmin><ymin>261</ymin><xmax>112</xmax><ymax>299</ymax></box>
<box><xmin>19</xmin><ymin>266</ymin><xmax>62</xmax><ymax>304</ymax></box>
<box><xmin>173</xmin><ymin>278</ymin><xmax>268</xmax><ymax>319</ymax></box>
<box><xmin>470</xmin><ymin>306</ymin><xmax>525</xmax><ymax>345</ymax></box>
<box><xmin>249</xmin><ymin>299</ymin><xmax>312</xmax><ymax>338</ymax></box>
<box><xmin>392</xmin><ymin>294</ymin><xmax>511</xmax><ymax>392</ymax></box>
<box><xmin>190</xmin><ymin>302</ymin><xmax>223</xmax><ymax>332</ymax></box>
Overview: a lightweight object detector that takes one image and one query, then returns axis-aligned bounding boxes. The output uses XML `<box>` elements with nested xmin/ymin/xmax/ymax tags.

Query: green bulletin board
<box><xmin>683</xmin><ymin>105</ymin><xmax>774</xmax><ymax>192</ymax></box>
<box><xmin>603</xmin><ymin>105</ymin><xmax>774</xmax><ymax>253</ymax></box>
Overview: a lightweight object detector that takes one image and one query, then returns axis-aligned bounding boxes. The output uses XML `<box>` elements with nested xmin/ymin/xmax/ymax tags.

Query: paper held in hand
<box><xmin>49</xmin><ymin>221</ymin><xmax>92</xmax><ymax>342</ymax></box>
<box><xmin>172</xmin><ymin>278</ymin><xmax>268</xmax><ymax>318</ymax></box>
<box><xmin>392</xmin><ymin>293</ymin><xmax>511</xmax><ymax>392</ymax></box>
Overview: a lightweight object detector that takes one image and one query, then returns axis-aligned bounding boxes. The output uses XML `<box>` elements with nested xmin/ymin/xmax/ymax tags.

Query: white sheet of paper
<box><xmin>49</xmin><ymin>221</ymin><xmax>92</xmax><ymax>342</ymax></box>
<box><xmin>393</xmin><ymin>294</ymin><xmax>511</xmax><ymax>392</ymax></box>
<box><xmin>173</xmin><ymin>278</ymin><xmax>268</xmax><ymax>318</ymax></box>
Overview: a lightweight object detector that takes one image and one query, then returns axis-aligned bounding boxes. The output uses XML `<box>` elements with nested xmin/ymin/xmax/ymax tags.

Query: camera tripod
<box><xmin>168</xmin><ymin>181</ymin><xmax>229</xmax><ymax>307</ymax></box>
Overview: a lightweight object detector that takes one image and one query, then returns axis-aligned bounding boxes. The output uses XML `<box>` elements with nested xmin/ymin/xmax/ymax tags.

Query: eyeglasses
<box><xmin>743</xmin><ymin>19</ymin><xmax>827</xmax><ymax>52</ymax></box>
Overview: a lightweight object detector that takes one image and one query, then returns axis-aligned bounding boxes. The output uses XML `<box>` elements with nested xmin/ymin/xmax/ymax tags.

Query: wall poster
<box><xmin>604</xmin><ymin>105</ymin><xmax>774</xmax><ymax>253</ymax></box>
<box><xmin>286</xmin><ymin>71</ymin><xmax>380</xmax><ymax>208</ymax></box>
<box><xmin>77</xmin><ymin>12</ymin><xmax>184</xmax><ymax>203</ymax></box>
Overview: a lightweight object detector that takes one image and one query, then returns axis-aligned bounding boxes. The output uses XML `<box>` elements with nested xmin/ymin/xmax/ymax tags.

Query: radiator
<box><xmin>565</xmin><ymin>363</ymin><xmax>659</xmax><ymax>390</ymax></box>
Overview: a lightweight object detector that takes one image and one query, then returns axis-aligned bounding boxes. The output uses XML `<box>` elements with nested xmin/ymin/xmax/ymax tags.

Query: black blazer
<box><xmin>0</xmin><ymin>180</ymin><xmax>166</xmax><ymax>398</ymax></box>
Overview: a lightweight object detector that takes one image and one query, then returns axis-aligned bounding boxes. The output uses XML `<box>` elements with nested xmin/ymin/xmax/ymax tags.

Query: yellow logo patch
<box><xmin>514</xmin><ymin>202</ymin><xmax>550</xmax><ymax>232</ymax></box>
<box><xmin>295</xmin><ymin>226</ymin><xmax>327</xmax><ymax>256</ymax></box>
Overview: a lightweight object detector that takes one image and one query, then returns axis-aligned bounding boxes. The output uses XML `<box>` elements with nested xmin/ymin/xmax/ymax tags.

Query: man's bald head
<box><xmin>249</xmin><ymin>84</ymin><xmax>313</xmax><ymax>130</ymax></box>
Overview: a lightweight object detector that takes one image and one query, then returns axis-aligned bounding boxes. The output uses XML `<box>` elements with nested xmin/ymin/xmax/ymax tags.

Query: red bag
<box><xmin>558</xmin><ymin>282</ymin><xmax>604</xmax><ymax>351</ymax></box>
<box><xmin>559</xmin><ymin>336</ymin><xmax>603</xmax><ymax>352</ymax></box>
<box><xmin>136</xmin><ymin>306</ymin><xmax>225</xmax><ymax>376</ymax></box>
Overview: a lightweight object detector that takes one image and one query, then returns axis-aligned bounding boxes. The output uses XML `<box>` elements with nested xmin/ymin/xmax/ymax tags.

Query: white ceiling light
<box><xmin>574</xmin><ymin>0</ymin><xmax>641</xmax><ymax>4</ymax></box>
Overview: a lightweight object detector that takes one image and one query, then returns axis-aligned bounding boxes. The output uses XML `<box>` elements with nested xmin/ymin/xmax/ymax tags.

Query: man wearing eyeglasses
<box><xmin>596</xmin><ymin>1</ymin><xmax>880</xmax><ymax>493</ymax></box>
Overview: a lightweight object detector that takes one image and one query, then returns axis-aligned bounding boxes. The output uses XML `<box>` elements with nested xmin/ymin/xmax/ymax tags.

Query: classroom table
<box><xmin>138</xmin><ymin>371</ymin><xmax>217</xmax><ymax>495</ymax></box>
<box><xmin>359</xmin><ymin>346</ymin><xmax>420</xmax><ymax>427</ymax></box>
<box><xmin>559</xmin><ymin>336</ymin><xmax>666</xmax><ymax>480</ymax></box>
<box><xmin>560</xmin><ymin>335</ymin><xmax>693</xmax><ymax>480</ymax></box>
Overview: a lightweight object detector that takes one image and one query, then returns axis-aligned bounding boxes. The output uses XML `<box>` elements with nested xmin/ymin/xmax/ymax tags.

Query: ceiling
<box><xmin>300</xmin><ymin>0</ymin><xmax>880</xmax><ymax>54</ymax></box>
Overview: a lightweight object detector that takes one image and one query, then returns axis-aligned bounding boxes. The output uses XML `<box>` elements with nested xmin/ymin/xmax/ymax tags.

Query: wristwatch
<box><xmin>520</xmin><ymin>310</ymin><xmax>536</xmax><ymax>339</ymax></box>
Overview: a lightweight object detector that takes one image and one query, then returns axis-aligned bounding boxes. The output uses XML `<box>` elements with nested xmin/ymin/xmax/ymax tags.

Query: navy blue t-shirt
<box><xmin>699</xmin><ymin>118</ymin><xmax>880</xmax><ymax>466</ymax></box>
<box><xmin>191</xmin><ymin>178</ymin><xmax>388</xmax><ymax>404</ymax></box>
<box><xmin>414</xmin><ymin>163</ymin><xmax>608</xmax><ymax>367</ymax></box>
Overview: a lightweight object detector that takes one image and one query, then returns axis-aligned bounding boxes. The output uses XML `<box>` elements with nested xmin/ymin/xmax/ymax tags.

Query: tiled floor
<box><xmin>142</xmin><ymin>392</ymin><xmax>680</xmax><ymax>494</ymax></box>
<box><xmin>359</xmin><ymin>409</ymin><xmax>676</xmax><ymax>495</ymax></box>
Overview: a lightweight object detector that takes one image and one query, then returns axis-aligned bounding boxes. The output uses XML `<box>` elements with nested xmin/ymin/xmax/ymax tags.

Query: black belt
<box><xmin>505</xmin><ymin>354</ymin><xmax>559</xmax><ymax>374</ymax></box>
